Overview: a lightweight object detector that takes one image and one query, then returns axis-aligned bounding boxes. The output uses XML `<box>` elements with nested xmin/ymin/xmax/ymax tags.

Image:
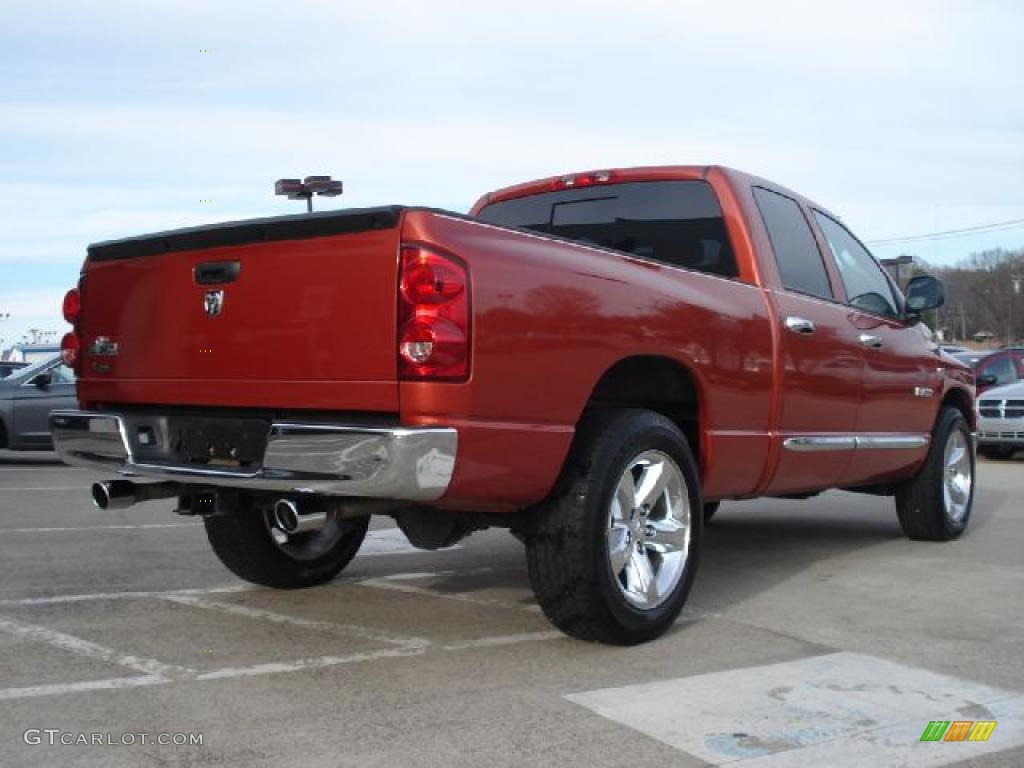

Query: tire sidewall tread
<box><xmin>895</xmin><ymin>407</ymin><xmax>974</xmax><ymax>541</ymax></box>
<box><xmin>527</xmin><ymin>409</ymin><xmax>703</xmax><ymax>645</ymax></box>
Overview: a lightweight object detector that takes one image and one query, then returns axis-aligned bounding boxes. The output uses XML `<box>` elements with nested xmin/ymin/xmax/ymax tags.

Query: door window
<box><xmin>1012</xmin><ymin>351</ymin><xmax>1024</xmax><ymax>377</ymax></box>
<box><xmin>49</xmin><ymin>363</ymin><xmax>76</xmax><ymax>383</ymax></box>
<box><xmin>978</xmin><ymin>355</ymin><xmax>1017</xmax><ymax>387</ymax></box>
<box><xmin>752</xmin><ymin>187</ymin><xmax>833</xmax><ymax>300</ymax></box>
<box><xmin>813</xmin><ymin>211</ymin><xmax>900</xmax><ymax>319</ymax></box>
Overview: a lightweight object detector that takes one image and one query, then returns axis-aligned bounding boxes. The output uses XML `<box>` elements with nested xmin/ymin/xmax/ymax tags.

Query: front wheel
<box><xmin>525</xmin><ymin>409</ymin><xmax>702</xmax><ymax>645</ymax></box>
<box><xmin>895</xmin><ymin>407</ymin><xmax>975</xmax><ymax>541</ymax></box>
<box><xmin>204</xmin><ymin>497</ymin><xmax>369</xmax><ymax>588</ymax></box>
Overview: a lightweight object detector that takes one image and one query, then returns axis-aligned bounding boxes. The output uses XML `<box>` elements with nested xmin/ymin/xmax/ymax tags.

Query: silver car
<box><xmin>0</xmin><ymin>355</ymin><xmax>78</xmax><ymax>451</ymax></box>
<box><xmin>976</xmin><ymin>379</ymin><xmax>1024</xmax><ymax>460</ymax></box>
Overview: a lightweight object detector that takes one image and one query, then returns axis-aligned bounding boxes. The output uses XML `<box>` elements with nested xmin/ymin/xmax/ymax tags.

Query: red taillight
<box><xmin>62</xmin><ymin>288</ymin><xmax>81</xmax><ymax>324</ymax></box>
<box><xmin>60</xmin><ymin>331</ymin><xmax>80</xmax><ymax>367</ymax></box>
<box><xmin>553</xmin><ymin>170</ymin><xmax>614</xmax><ymax>190</ymax></box>
<box><xmin>398</xmin><ymin>245</ymin><xmax>470</xmax><ymax>381</ymax></box>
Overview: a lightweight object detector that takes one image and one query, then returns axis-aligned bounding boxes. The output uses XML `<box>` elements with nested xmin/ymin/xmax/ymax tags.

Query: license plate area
<box><xmin>123</xmin><ymin>414</ymin><xmax>270</xmax><ymax>467</ymax></box>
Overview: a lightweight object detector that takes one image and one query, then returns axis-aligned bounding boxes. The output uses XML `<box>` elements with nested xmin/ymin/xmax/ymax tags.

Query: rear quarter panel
<box><xmin>399</xmin><ymin>208</ymin><xmax>775</xmax><ymax>509</ymax></box>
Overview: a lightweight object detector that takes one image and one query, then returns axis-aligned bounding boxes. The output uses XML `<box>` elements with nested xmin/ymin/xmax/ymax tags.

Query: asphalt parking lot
<box><xmin>0</xmin><ymin>450</ymin><xmax>1021</xmax><ymax>768</ymax></box>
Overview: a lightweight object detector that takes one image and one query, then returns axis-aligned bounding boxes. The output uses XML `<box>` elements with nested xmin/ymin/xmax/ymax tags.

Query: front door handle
<box><xmin>785</xmin><ymin>316</ymin><xmax>816</xmax><ymax>335</ymax></box>
<box><xmin>859</xmin><ymin>333</ymin><xmax>884</xmax><ymax>349</ymax></box>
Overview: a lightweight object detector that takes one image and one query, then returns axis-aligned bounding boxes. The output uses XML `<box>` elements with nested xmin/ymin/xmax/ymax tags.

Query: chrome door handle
<box><xmin>859</xmin><ymin>333</ymin><xmax>884</xmax><ymax>349</ymax></box>
<box><xmin>785</xmin><ymin>316</ymin><xmax>816</xmax><ymax>334</ymax></box>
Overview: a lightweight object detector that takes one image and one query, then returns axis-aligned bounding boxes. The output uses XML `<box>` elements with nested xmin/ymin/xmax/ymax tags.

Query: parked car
<box><xmin>972</xmin><ymin>347</ymin><xmax>1024</xmax><ymax>394</ymax></box>
<box><xmin>976</xmin><ymin>379</ymin><xmax>1024</xmax><ymax>460</ymax></box>
<box><xmin>0</xmin><ymin>360</ymin><xmax>29</xmax><ymax>378</ymax></box>
<box><xmin>940</xmin><ymin>345</ymin><xmax>971</xmax><ymax>356</ymax></box>
<box><xmin>51</xmin><ymin>165</ymin><xmax>975</xmax><ymax>645</ymax></box>
<box><xmin>953</xmin><ymin>350</ymin><xmax>991</xmax><ymax>368</ymax></box>
<box><xmin>0</xmin><ymin>355</ymin><xmax>77</xmax><ymax>450</ymax></box>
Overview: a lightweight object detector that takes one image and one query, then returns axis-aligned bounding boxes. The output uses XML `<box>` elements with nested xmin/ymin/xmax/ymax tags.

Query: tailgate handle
<box><xmin>194</xmin><ymin>261</ymin><xmax>241</xmax><ymax>285</ymax></box>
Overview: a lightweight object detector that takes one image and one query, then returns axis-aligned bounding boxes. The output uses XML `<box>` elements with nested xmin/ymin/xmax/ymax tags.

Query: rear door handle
<box><xmin>785</xmin><ymin>316</ymin><xmax>816</xmax><ymax>334</ymax></box>
<box><xmin>859</xmin><ymin>333</ymin><xmax>884</xmax><ymax>349</ymax></box>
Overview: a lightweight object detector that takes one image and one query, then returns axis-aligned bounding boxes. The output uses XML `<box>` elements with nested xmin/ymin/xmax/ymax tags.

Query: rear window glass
<box><xmin>476</xmin><ymin>180</ymin><xmax>739</xmax><ymax>278</ymax></box>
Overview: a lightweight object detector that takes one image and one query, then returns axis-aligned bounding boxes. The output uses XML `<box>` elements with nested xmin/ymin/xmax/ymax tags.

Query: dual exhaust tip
<box><xmin>272</xmin><ymin>498</ymin><xmax>328</xmax><ymax>535</ymax></box>
<box><xmin>91</xmin><ymin>480</ymin><xmax>178</xmax><ymax>510</ymax></box>
<box><xmin>91</xmin><ymin>481</ymin><xmax>326</xmax><ymax>535</ymax></box>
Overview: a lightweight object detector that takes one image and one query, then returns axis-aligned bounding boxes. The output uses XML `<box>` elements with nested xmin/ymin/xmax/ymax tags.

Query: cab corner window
<box><xmin>813</xmin><ymin>211</ymin><xmax>899</xmax><ymax>319</ymax></box>
<box><xmin>752</xmin><ymin>187</ymin><xmax>833</xmax><ymax>300</ymax></box>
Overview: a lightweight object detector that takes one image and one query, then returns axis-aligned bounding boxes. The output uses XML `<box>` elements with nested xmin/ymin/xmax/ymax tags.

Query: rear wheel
<box><xmin>895</xmin><ymin>407</ymin><xmax>975</xmax><ymax>541</ymax></box>
<box><xmin>525</xmin><ymin>409</ymin><xmax>702</xmax><ymax>645</ymax></box>
<box><xmin>204</xmin><ymin>497</ymin><xmax>369</xmax><ymax>588</ymax></box>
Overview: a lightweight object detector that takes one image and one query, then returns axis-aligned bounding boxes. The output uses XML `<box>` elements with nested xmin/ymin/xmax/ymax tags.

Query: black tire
<box><xmin>525</xmin><ymin>409</ymin><xmax>702</xmax><ymax>645</ymax></box>
<box><xmin>703</xmin><ymin>501</ymin><xmax>720</xmax><ymax>523</ymax></box>
<box><xmin>204</xmin><ymin>499</ymin><xmax>369</xmax><ymax>589</ymax></box>
<box><xmin>979</xmin><ymin>445</ymin><xmax>1016</xmax><ymax>460</ymax></box>
<box><xmin>895</xmin><ymin>407</ymin><xmax>975</xmax><ymax>541</ymax></box>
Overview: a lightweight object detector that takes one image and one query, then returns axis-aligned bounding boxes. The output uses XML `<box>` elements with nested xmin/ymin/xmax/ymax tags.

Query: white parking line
<box><xmin>440</xmin><ymin>631</ymin><xmax>562</xmax><ymax>651</ymax></box>
<box><xmin>1</xmin><ymin>486</ymin><xmax>91</xmax><ymax>491</ymax></box>
<box><xmin>0</xmin><ymin>566</ymin><xmax>566</xmax><ymax>702</ymax></box>
<box><xmin>0</xmin><ymin>584</ymin><xmax>254</xmax><ymax>607</ymax></box>
<box><xmin>161</xmin><ymin>593</ymin><xmax>429</xmax><ymax>649</ymax></box>
<box><xmin>2</xmin><ymin>522</ymin><xmax>200</xmax><ymax>534</ymax></box>
<box><xmin>0</xmin><ymin>524</ymin><xmax>447</xmax><ymax>560</ymax></box>
<box><xmin>0</xmin><ymin>675</ymin><xmax>167</xmax><ymax>702</ymax></box>
<box><xmin>196</xmin><ymin>646</ymin><xmax>428</xmax><ymax>681</ymax></box>
<box><xmin>359</xmin><ymin>577</ymin><xmax>541</xmax><ymax>612</ymax></box>
<box><xmin>0</xmin><ymin>467</ymin><xmax>84</xmax><ymax>472</ymax></box>
<box><xmin>0</xmin><ymin>615</ymin><xmax>194</xmax><ymax>679</ymax></box>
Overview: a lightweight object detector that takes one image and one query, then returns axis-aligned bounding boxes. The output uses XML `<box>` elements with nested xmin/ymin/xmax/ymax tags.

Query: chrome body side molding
<box><xmin>783</xmin><ymin>434</ymin><xmax>929</xmax><ymax>452</ymax></box>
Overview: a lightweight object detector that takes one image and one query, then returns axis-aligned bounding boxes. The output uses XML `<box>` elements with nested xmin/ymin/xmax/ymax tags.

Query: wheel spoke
<box><xmin>608</xmin><ymin>524</ymin><xmax>630</xmax><ymax>575</ymax></box>
<box><xmin>634</xmin><ymin>459</ymin><xmax>669</xmax><ymax>509</ymax></box>
<box><xmin>612</xmin><ymin>474</ymin><xmax>633</xmax><ymax>524</ymax></box>
<box><xmin>626</xmin><ymin>549</ymin><xmax>655</xmax><ymax>600</ymax></box>
<box><xmin>948</xmin><ymin>441</ymin><xmax>966</xmax><ymax>467</ymax></box>
<box><xmin>646</xmin><ymin>516</ymin><xmax>687</xmax><ymax>554</ymax></box>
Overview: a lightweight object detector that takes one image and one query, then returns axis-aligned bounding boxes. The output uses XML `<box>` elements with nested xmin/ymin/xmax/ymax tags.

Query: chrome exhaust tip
<box><xmin>91</xmin><ymin>480</ymin><xmax>179</xmax><ymax>510</ymax></box>
<box><xmin>91</xmin><ymin>480</ymin><xmax>136</xmax><ymax>510</ymax></box>
<box><xmin>273</xmin><ymin>498</ymin><xmax>327</xmax><ymax>534</ymax></box>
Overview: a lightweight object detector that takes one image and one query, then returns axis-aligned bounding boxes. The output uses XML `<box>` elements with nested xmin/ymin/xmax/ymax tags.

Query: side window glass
<box><xmin>1013</xmin><ymin>353</ymin><xmax>1024</xmax><ymax>378</ymax></box>
<box><xmin>752</xmin><ymin>187</ymin><xmax>833</xmax><ymax>300</ymax></box>
<box><xmin>813</xmin><ymin>211</ymin><xmax>899</xmax><ymax>318</ymax></box>
<box><xmin>980</xmin><ymin>356</ymin><xmax>1016</xmax><ymax>386</ymax></box>
<box><xmin>49</xmin><ymin>364</ymin><xmax>76</xmax><ymax>383</ymax></box>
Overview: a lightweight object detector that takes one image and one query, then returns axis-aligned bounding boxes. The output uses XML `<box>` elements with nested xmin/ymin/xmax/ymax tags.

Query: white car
<box><xmin>976</xmin><ymin>379</ymin><xmax>1024</xmax><ymax>460</ymax></box>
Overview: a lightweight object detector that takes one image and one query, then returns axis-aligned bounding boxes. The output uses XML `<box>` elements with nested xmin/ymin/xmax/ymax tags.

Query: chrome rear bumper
<box><xmin>49</xmin><ymin>410</ymin><xmax>456</xmax><ymax>502</ymax></box>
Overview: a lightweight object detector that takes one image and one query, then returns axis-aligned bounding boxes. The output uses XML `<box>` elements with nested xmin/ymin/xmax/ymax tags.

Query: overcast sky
<box><xmin>1</xmin><ymin>0</ymin><xmax>1022</xmax><ymax>348</ymax></box>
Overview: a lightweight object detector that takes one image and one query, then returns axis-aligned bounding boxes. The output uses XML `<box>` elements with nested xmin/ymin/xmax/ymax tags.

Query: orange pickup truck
<box><xmin>51</xmin><ymin>165</ymin><xmax>975</xmax><ymax>644</ymax></box>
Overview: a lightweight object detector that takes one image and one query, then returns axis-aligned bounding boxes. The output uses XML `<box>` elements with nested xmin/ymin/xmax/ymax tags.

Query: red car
<box><xmin>973</xmin><ymin>348</ymin><xmax>1024</xmax><ymax>393</ymax></box>
<box><xmin>51</xmin><ymin>166</ymin><xmax>975</xmax><ymax>644</ymax></box>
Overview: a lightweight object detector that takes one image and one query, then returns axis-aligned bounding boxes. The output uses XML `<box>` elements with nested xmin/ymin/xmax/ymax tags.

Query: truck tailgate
<box><xmin>76</xmin><ymin>208</ymin><xmax>402</xmax><ymax>411</ymax></box>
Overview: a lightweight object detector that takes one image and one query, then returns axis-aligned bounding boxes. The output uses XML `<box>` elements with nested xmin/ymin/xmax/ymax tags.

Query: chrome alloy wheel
<box><xmin>607</xmin><ymin>450</ymin><xmax>691</xmax><ymax>610</ymax></box>
<box><xmin>943</xmin><ymin>428</ymin><xmax>973</xmax><ymax>523</ymax></box>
